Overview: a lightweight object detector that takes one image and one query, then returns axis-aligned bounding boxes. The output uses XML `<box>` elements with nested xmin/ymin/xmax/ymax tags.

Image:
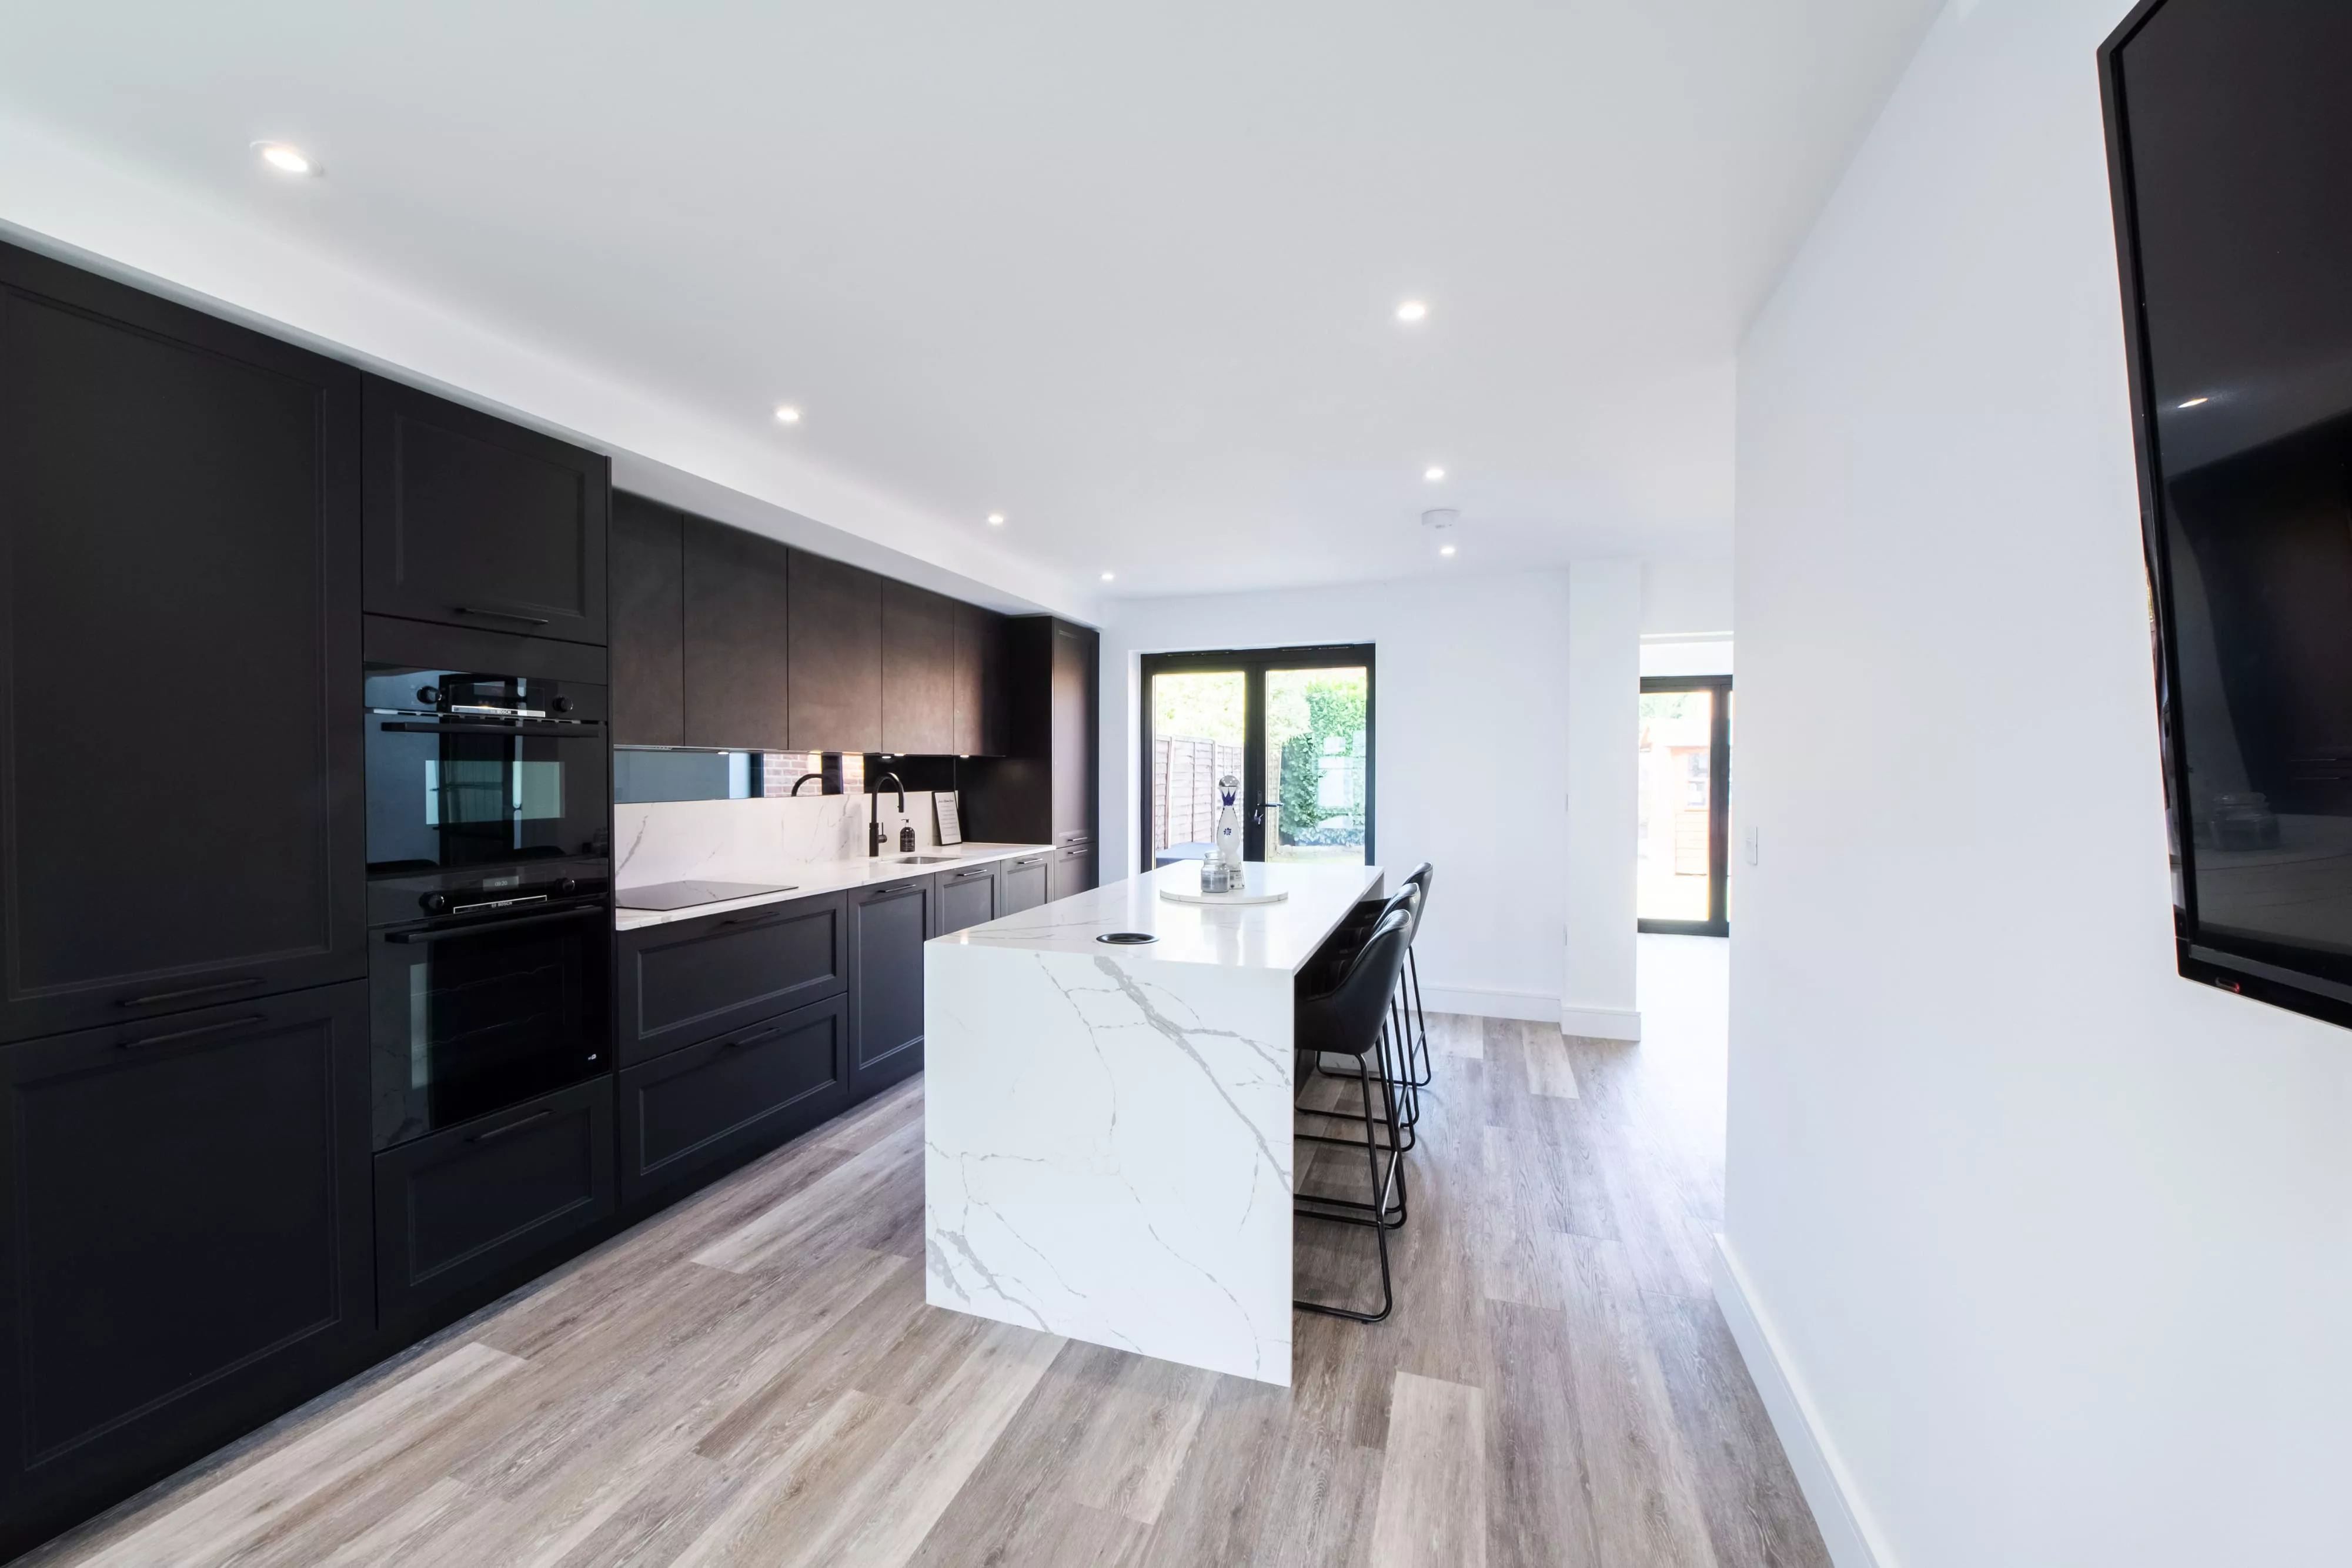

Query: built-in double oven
<box><xmin>363</xmin><ymin>626</ymin><xmax>612</xmax><ymax>1150</ymax></box>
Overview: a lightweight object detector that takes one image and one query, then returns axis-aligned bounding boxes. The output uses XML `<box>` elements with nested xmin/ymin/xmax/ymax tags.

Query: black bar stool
<box><xmin>1298</xmin><ymin>882</ymin><xmax>1424</xmax><ymax>1153</ymax></box>
<box><xmin>1399</xmin><ymin>862</ymin><xmax>1434</xmax><ymax>1086</ymax></box>
<box><xmin>1294</xmin><ymin>907</ymin><xmax>1415</xmax><ymax>1324</ymax></box>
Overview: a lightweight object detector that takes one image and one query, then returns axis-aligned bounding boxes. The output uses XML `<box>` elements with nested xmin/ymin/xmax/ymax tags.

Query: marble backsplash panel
<box><xmin>613</xmin><ymin>793</ymin><xmax>946</xmax><ymax>888</ymax></box>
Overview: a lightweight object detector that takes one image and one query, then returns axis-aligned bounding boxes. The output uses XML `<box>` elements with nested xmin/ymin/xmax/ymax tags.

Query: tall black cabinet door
<box><xmin>1051</xmin><ymin>621</ymin><xmax>1100</xmax><ymax>840</ymax></box>
<box><xmin>787</xmin><ymin>549</ymin><xmax>883</xmax><ymax>753</ymax></box>
<box><xmin>0</xmin><ymin>244</ymin><xmax>366</xmax><ymax>1042</ymax></box>
<box><xmin>881</xmin><ymin>581</ymin><xmax>955</xmax><ymax>755</ymax></box>
<box><xmin>362</xmin><ymin>377</ymin><xmax>609</xmax><ymax>646</ymax></box>
<box><xmin>683</xmin><ymin>517</ymin><xmax>792</xmax><ymax>750</ymax></box>
<box><xmin>0</xmin><ymin>983</ymin><xmax>372</xmax><ymax>1527</ymax></box>
<box><xmin>951</xmin><ymin>601</ymin><xmax>1006</xmax><ymax>757</ymax></box>
<box><xmin>848</xmin><ymin>877</ymin><xmax>931</xmax><ymax>1099</ymax></box>
<box><xmin>610</xmin><ymin>492</ymin><xmax>684</xmax><ymax>747</ymax></box>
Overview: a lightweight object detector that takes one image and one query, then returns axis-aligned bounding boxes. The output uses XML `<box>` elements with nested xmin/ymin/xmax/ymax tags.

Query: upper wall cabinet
<box><xmin>610</xmin><ymin>493</ymin><xmax>684</xmax><ymax>747</ymax></box>
<box><xmin>881</xmin><ymin>581</ymin><xmax>955</xmax><ymax>755</ymax></box>
<box><xmin>786</xmin><ymin>550</ymin><xmax>882</xmax><ymax>753</ymax></box>
<box><xmin>0</xmin><ymin>240</ymin><xmax>368</xmax><ymax>1042</ymax></box>
<box><xmin>954</xmin><ymin>602</ymin><xmax>1008</xmax><ymax>757</ymax></box>
<box><xmin>684</xmin><ymin>516</ymin><xmax>792</xmax><ymax>751</ymax></box>
<box><xmin>363</xmin><ymin>378</ymin><xmax>609</xmax><ymax>646</ymax></box>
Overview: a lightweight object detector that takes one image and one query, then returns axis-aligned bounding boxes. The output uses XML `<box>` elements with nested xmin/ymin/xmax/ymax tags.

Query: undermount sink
<box><xmin>891</xmin><ymin>855</ymin><xmax>960</xmax><ymax>864</ymax></box>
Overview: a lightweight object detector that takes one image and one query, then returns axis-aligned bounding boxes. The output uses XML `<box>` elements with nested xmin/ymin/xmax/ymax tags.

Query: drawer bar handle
<box><xmin>118</xmin><ymin>975</ymin><xmax>265</xmax><ymax>1008</ymax></box>
<box><xmin>120</xmin><ymin>1014</ymin><xmax>266</xmax><ymax>1051</ymax></box>
<box><xmin>719</xmin><ymin>912</ymin><xmax>788</xmax><ymax>930</ymax></box>
<box><xmin>469</xmin><ymin>1108</ymin><xmax>554</xmax><ymax>1143</ymax></box>
<box><xmin>726</xmin><ymin>1025</ymin><xmax>783</xmax><ymax>1049</ymax></box>
<box><xmin>455</xmin><ymin>605</ymin><xmax>553</xmax><ymax>627</ymax></box>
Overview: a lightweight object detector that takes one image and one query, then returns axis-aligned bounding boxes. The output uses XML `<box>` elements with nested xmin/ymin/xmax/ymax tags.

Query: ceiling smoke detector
<box><xmin>1421</xmin><ymin>508</ymin><xmax>1460</xmax><ymax>532</ymax></box>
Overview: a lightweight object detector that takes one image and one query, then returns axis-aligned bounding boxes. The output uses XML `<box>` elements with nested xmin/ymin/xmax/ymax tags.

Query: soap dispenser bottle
<box><xmin>900</xmin><ymin>823</ymin><xmax>916</xmax><ymax>854</ymax></box>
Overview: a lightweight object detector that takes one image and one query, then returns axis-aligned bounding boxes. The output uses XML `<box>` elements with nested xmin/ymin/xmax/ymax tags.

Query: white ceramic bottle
<box><xmin>1205</xmin><ymin>773</ymin><xmax>1245</xmax><ymax>892</ymax></box>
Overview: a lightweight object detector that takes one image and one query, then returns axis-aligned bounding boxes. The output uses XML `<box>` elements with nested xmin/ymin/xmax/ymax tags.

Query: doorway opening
<box><xmin>1639</xmin><ymin>673</ymin><xmax>1731</xmax><ymax>937</ymax></box>
<box><xmin>1140</xmin><ymin>646</ymin><xmax>1375</xmax><ymax>872</ymax></box>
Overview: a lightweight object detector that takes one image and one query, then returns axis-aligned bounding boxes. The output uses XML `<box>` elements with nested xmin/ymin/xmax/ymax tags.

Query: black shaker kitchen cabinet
<box><xmin>683</xmin><ymin>515</ymin><xmax>792</xmax><ymax>750</ymax></box>
<box><xmin>786</xmin><ymin>549</ymin><xmax>883</xmax><ymax>753</ymax></box>
<box><xmin>362</xmin><ymin>376</ymin><xmax>609</xmax><ymax>646</ymax></box>
<box><xmin>616</xmin><ymin>992</ymin><xmax>848</xmax><ymax>1209</ymax></box>
<box><xmin>616</xmin><ymin>894</ymin><xmax>848</xmax><ymax>1066</ymax></box>
<box><xmin>0</xmin><ymin>984</ymin><xmax>372</xmax><ymax>1546</ymax></box>
<box><xmin>0</xmin><ymin>240</ymin><xmax>368</xmax><ymax>1043</ymax></box>
<box><xmin>610</xmin><ymin>492</ymin><xmax>685</xmax><ymax>747</ymax></box>
<box><xmin>934</xmin><ymin>862</ymin><xmax>1001</xmax><ymax>935</ymax></box>
<box><xmin>1000</xmin><ymin>852</ymin><xmax>1052</xmax><ymax>915</ymax></box>
<box><xmin>953</xmin><ymin>601</ymin><xmax>1007</xmax><ymax>757</ymax></box>
<box><xmin>848</xmin><ymin>877</ymin><xmax>932</xmax><ymax>1100</ymax></box>
<box><xmin>1050</xmin><ymin>620</ymin><xmax>1100</xmax><ymax>842</ymax></box>
<box><xmin>373</xmin><ymin>1076</ymin><xmax>614</xmax><ymax>1329</ymax></box>
<box><xmin>881</xmin><ymin>580</ymin><xmax>956</xmax><ymax>755</ymax></box>
<box><xmin>1050</xmin><ymin>841</ymin><xmax>1098</xmax><ymax>902</ymax></box>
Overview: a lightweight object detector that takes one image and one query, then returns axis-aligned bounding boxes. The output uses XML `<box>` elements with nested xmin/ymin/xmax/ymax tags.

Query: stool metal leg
<box><xmin>1293</xmin><ymin>1032</ymin><xmax>1403</xmax><ymax>1322</ymax></box>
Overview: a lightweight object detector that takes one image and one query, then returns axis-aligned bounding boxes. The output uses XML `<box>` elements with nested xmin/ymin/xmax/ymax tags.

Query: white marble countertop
<box><xmin>931</xmin><ymin>860</ymin><xmax>1383</xmax><ymax>972</ymax></box>
<box><xmin>614</xmin><ymin>841</ymin><xmax>1053</xmax><ymax>931</ymax></box>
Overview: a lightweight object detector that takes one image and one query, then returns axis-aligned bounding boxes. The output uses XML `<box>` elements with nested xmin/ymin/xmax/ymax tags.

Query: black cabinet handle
<box><xmin>380</xmin><ymin>720</ymin><xmax>600</xmax><ymax>736</ymax></box>
<box><xmin>455</xmin><ymin>605</ymin><xmax>553</xmax><ymax>627</ymax></box>
<box><xmin>948</xmin><ymin>867</ymin><xmax>994</xmax><ymax>882</ymax></box>
<box><xmin>121</xmin><ymin>1014</ymin><xmax>266</xmax><ymax>1050</ymax></box>
<box><xmin>469</xmin><ymin>1108</ymin><xmax>553</xmax><ymax>1143</ymax></box>
<box><xmin>724</xmin><ymin>1025</ymin><xmax>782</xmax><ymax>1049</ymax></box>
<box><xmin>717</xmin><ymin>911</ymin><xmax>789</xmax><ymax>930</ymax></box>
<box><xmin>387</xmin><ymin>906</ymin><xmax>604</xmax><ymax>943</ymax></box>
<box><xmin>117</xmin><ymin>975</ymin><xmax>265</xmax><ymax>1009</ymax></box>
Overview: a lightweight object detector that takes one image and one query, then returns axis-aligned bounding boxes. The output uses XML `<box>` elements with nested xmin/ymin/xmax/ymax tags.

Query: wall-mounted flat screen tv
<box><xmin>2103</xmin><ymin>1</ymin><xmax>2352</xmax><ymax>1028</ymax></box>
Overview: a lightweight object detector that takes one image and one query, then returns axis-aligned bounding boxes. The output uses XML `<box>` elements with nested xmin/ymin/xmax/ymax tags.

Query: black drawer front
<box><xmin>934</xmin><ymin>864</ymin><xmax>999</xmax><ymax>935</ymax></box>
<box><xmin>1000</xmin><ymin>855</ymin><xmax>1051</xmax><ymax>916</ymax></box>
<box><xmin>373</xmin><ymin>1076</ymin><xmax>613</xmax><ymax>1326</ymax></box>
<box><xmin>617</xmin><ymin>893</ymin><xmax>846</xmax><ymax>1066</ymax></box>
<box><xmin>618</xmin><ymin>994</ymin><xmax>847</xmax><ymax>1207</ymax></box>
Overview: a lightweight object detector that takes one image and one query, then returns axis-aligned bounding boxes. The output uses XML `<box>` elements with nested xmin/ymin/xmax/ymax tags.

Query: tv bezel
<box><xmin>2098</xmin><ymin>0</ymin><xmax>2352</xmax><ymax>1034</ymax></box>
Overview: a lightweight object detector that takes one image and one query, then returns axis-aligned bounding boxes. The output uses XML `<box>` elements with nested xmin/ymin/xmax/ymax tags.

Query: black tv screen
<box><xmin>2103</xmin><ymin>1</ymin><xmax>2352</xmax><ymax>1027</ymax></box>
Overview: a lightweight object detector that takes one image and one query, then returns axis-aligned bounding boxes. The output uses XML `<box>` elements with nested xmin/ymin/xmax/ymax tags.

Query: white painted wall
<box><xmin>1099</xmin><ymin>571</ymin><xmax>1571</xmax><ymax>1021</ymax></box>
<box><xmin>1563</xmin><ymin>561</ymin><xmax>1642</xmax><ymax>1038</ymax></box>
<box><xmin>1642</xmin><ymin>555</ymin><xmax>1734</xmax><ymax>637</ymax></box>
<box><xmin>1726</xmin><ymin>2</ymin><xmax>2352</xmax><ymax>1566</ymax></box>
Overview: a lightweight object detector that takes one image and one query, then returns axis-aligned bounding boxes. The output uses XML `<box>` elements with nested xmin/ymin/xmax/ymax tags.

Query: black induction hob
<box><xmin>616</xmin><ymin>880</ymin><xmax>799</xmax><ymax>912</ymax></box>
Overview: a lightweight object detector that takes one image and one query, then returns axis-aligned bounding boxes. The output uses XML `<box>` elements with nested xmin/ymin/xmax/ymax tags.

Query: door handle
<box><xmin>724</xmin><ymin>1024</ymin><xmax>782</xmax><ymax>1049</ymax></box>
<box><xmin>117</xmin><ymin>975</ymin><xmax>265</xmax><ymax>1008</ymax></box>
<box><xmin>468</xmin><ymin>1108</ymin><xmax>554</xmax><ymax>1143</ymax></box>
<box><xmin>455</xmin><ymin>606</ymin><xmax>552</xmax><ymax>628</ymax></box>
<box><xmin>120</xmin><ymin>1015</ymin><xmax>267</xmax><ymax>1050</ymax></box>
<box><xmin>387</xmin><ymin>906</ymin><xmax>604</xmax><ymax>942</ymax></box>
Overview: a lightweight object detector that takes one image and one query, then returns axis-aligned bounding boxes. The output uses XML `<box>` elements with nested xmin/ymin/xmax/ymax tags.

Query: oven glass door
<box><xmin>370</xmin><ymin>904</ymin><xmax>610</xmax><ymax>1148</ymax></box>
<box><xmin>366</xmin><ymin>698</ymin><xmax>609</xmax><ymax>875</ymax></box>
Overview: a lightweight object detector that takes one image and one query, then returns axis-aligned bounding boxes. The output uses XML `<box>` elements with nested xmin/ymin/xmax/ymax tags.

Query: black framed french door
<box><xmin>1138</xmin><ymin>645</ymin><xmax>1376</xmax><ymax>873</ymax></box>
<box><xmin>1638</xmin><ymin>674</ymin><xmax>1732</xmax><ymax>937</ymax></box>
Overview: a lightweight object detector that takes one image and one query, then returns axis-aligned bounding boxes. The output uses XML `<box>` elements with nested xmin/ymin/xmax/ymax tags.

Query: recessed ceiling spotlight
<box><xmin>253</xmin><ymin>142</ymin><xmax>316</xmax><ymax>176</ymax></box>
<box><xmin>2177</xmin><ymin>396</ymin><xmax>2209</xmax><ymax>409</ymax></box>
<box><xmin>986</xmin><ymin>513</ymin><xmax>1004</xmax><ymax>526</ymax></box>
<box><xmin>1395</xmin><ymin>300</ymin><xmax>1428</xmax><ymax>323</ymax></box>
<box><xmin>774</xmin><ymin>406</ymin><xmax>802</xmax><ymax>424</ymax></box>
<box><xmin>1101</xmin><ymin>571</ymin><xmax>1115</xmax><ymax>582</ymax></box>
<box><xmin>1424</xmin><ymin>466</ymin><xmax>1445</xmax><ymax>481</ymax></box>
<box><xmin>1440</xmin><ymin>544</ymin><xmax>1457</xmax><ymax>557</ymax></box>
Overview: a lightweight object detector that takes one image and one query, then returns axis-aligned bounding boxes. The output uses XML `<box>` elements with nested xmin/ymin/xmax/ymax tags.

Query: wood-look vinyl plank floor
<box><xmin>20</xmin><ymin>1006</ymin><xmax>1828</xmax><ymax>1568</ymax></box>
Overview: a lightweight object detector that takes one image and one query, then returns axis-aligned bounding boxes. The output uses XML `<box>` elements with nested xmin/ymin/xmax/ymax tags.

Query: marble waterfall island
<box><xmin>923</xmin><ymin>860</ymin><xmax>1383</xmax><ymax>1385</ymax></box>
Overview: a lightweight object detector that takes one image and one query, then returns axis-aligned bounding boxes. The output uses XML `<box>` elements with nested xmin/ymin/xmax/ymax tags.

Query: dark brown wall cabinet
<box><xmin>0</xmin><ymin>984</ymin><xmax>372</xmax><ymax>1533</ymax></box>
<box><xmin>0</xmin><ymin>241</ymin><xmax>368</xmax><ymax>1044</ymax></box>
<box><xmin>617</xmin><ymin>992</ymin><xmax>848</xmax><ymax>1207</ymax></box>
<box><xmin>609</xmin><ymin>492</ymin><xmax>685</xmax><ymax>747</ymax></box>
<box><xmin>363</xmin><ymin>377</ymin><xmax>609</xmax><ymax>646</ymax></box>
<box><xmin>954</xmin><ymin>602</ymin><xmax>1008</xmax><ymax>757</ymax></box>
<box><xmin>684</xmin><ymin>516</ymin><xmax>792</xmax><ymax>750</ymax></box>
<box><xmin>786</xmin><ymin>549</ymin><xmax>884</xmax><ymax>753</ymax></box>
<box><xmin>616</xmin><ymin>894</ymin><xmax>848</xmax><ymax>1066</ymax></box>
<box><xmin>848</xmin><ymin>877</ymin><xmax>931</xmax><ymax>1098</ymax></box>
<box><xmin>373</xmin><ymin>1078</ymin><xmax>614</xmax><ymax>1328</ymax></box>
<box><xmin>881</xmin><ymin>581</ymin><xmax>957</xmax><ymax>755</ymax></box>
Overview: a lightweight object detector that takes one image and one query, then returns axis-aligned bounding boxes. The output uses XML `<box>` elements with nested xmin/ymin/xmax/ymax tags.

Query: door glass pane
<box><xmin>1265</xmin><ymin>667</ymin><xmax>1368</xmax><ymax>865</ymax></box>
<box><xmin>1639</xmin><ymin>688</ymin><xmax>1715</xmax><ymax>921</ymax></box>
<box><xmin>1150</xmin><ymin>670</ymin><xmax>1245</xmax><ymax>868</ymax></box>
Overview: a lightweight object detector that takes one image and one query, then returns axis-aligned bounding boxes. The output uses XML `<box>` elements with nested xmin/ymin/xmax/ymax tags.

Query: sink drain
<box><xmin>1096</xmin><ymin>931</ymin><xmax>1158</xmax><ymax>945</ymax></box>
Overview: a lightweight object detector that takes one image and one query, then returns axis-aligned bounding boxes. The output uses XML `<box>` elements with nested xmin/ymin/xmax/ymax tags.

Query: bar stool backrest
<box><xmin>1309</xmin><ymin>908</ymin><xmax>1414</xmax><ymax>1059</ymax></box>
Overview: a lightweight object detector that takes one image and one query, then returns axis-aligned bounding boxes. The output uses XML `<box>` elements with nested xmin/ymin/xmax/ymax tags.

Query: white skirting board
<box><xmin>1560</xmin><ymin>1002</ymin><xmax>1642</xmax><ymax>1041</ymax></box>
<box><xmin>1416</xmin><ymin>985</ymin><xmax>1561</xmax><ymax>1022</ymax></box>
<box><xmin>1710</xmin><ymin>1235</ymin><xmax>1892</xmax><ymax>1568</ymax></box>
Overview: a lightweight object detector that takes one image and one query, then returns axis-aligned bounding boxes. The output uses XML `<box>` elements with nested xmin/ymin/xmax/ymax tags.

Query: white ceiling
<box><xmin>0</xmin><ymin>0</ymin><xmax>1939</xmax><ymax>603</ymax></box>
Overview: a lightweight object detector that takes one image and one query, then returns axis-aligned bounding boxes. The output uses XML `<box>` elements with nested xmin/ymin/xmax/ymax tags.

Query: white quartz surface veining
<box><xmin>936</xmin><ymin>860</ymin><xmax>1384</xmax><ymax>972</ymax></box>
<box><xmin>615</xmin><ymin>838</ymin><xmax>1050</xmax><ymax>931</ymax></box>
